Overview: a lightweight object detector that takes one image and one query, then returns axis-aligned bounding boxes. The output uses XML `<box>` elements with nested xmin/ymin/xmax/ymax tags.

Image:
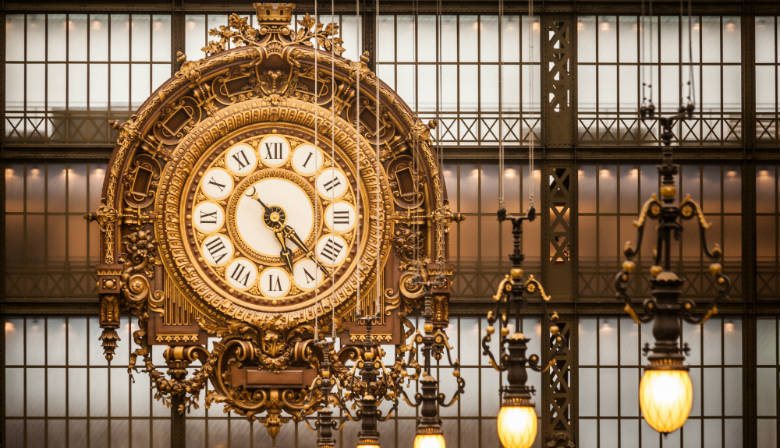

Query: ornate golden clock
<box><xmin>156</xmin><ymin>99</ymin><xmax>391</xmax><ymax>328</ymax></box>
<box><xmin>91</xmin><ymin>2</ymin><xmax>455</xmax><ymax>436</ymax></box>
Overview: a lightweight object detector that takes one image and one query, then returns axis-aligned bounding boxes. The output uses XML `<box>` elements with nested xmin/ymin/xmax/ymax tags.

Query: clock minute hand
<box><xmin>281</xmin><ymin>225</ymin><xmax>331</xmax><ymax>277</ymax></box>
<box><xmin>272</xmin><ymin>228</ymin><xmax>295</xmax><ymax>273</ymax></box>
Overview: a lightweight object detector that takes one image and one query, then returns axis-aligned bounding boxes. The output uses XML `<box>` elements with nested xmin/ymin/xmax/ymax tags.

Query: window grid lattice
<box><xmin>577</xmin><ymin>164</ymin><xmax>742</xmax><ymax>300</ymax></box>
<box><xmin>578</xmin><ymin>316</ymin><xmax>744</xmax><ymax>448</ymax></box>
<box><xmin>577</xmin><ymin>15</ymin><xmax>742</xmax><ymax>146</ymax></box>
<box><xmin>4</xmin><ymin>14</ymin><xmax>172</xmax><ymax>144</ymax></box>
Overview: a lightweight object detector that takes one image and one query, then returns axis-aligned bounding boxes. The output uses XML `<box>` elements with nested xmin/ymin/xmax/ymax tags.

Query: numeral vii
<box><xmin>229</xmin><ymin>263</ymin><xmax>251</xmax><ymax>287</ymax></box>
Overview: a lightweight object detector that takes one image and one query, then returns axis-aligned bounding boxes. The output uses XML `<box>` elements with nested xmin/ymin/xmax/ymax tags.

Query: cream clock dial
<box><xmin>184</xmin><ymin>131</ymin><xmax>364</xmax><ymax>309</ymax></box>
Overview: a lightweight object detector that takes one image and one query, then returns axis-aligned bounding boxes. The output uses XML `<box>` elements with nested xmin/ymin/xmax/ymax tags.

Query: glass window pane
<box><xmin>480</xmin><ymin>15</ymin><xmax>499</xmax><ymax>62</ymax></box>
<box><xmin>459</xmin><ymin>65</ymin><xmax>478</xmax><ymax>111</ymax></box>
<box><xmin>660</xmin><ymin>16</ymin><xmax>679</xmax><ymax>63</ymax></box>
<box><xmin>756</xmin><ymin>17</ymin><xmax>776</xmax><ymax>63</ymax></box>
<box><xmin>185</xmin><ymin>15</ymin><xmax>206</xmax><ymax>61</ymax></box>
<box><xmin>502</xmin><ymin>15</ymin><xmax>520</xmax><ymax>63</ymax></box>
<box><xmin>131</xmin><ymin>15</ymin><xmax>151</xmax><ymax>61</ymax></box>
<box><xmin>89</xmin><ymin>14</ymin><xmax>109</xmax><ymax>61</ymax></box>
<box><xmin>702</xmin><ymin>16</ymin><xmax>721</xmax><ymax>63</ymax></box>
<box><xmin>619</xmin><ymin>16</ymin><xmax>638</xmax><ymax>62</ymax></box>
<box><xmin>6</xmin><ymin>63</ymin><xmax>24</xmax><ymax>110</ymax></box>
<box><xmin>598</xmin><ymin>16</ymin><xmax>617</xmax><ymax>63</ymax></box>
<box><xmin>110</xmin><ymin>63</ymin><xmax>130</xmax><ymax>108</ymax></box>
<box><xmin>111</xmin><ymin>14</ymin><xmax>130</xmax><ymax>61</ymax></box>
<box><xmin>459</xmin><ymin>16</ymin><xmax>478</xmax><ymax>63</ymax></box>
<box><xmin>417</xmin><ymin>15</ymin><xmax>436</xmax><ymax>62</ymax></box>
<box><xmin>396</xmin><ymin>15</ymin><xmax>415</xmax><ymax>62</ymax></box>
<box><xmin>69</xmin><ymin>63</ymin><xmax>88</xmax><ymax>109</ymax></box>
<box><xmin>152</xmin><ymin>15</ymin><xmax>171</xmax><ymax>62</ymax></box>
<box><xmin>480</xmin><ymin>65</ymin><xmax>498</xmax><ymax>110</ymax></box>
<box><xmin>48</xmin><ymin>14</ymin><xmax>68</xmax><ymax>61</ymax></box>
<box><xmin>26</xmin><ymin>14</ymin><xmax>46</xmax><ymax>61</ymax></box>
<box><xmin>376</xmin><ymin>15</ymin><xmax>394</xmax><ymax>62</ymax></box>
<box><xmin>522</xmin><ymin>17</ymin><xmax>540</xmax><ymax>62</ymax></box>
<box><xmin>6</xmin><ymin>15</ymin><xmax>26</xmax><ymax>61</ymax></box>
<box><xmin>131</xmin><ymin>64</ymin><xmax>151</xmax><ymax>107</ymax></box>
<box><xmin>441</xmin><ymin>15</ymin><xmax>457</xmax><ymax>62</ymax></box>
<box><xmin>723</xmin><ymin>17</ymin><xmax>741</xmax><ymax>63</ymax></box>
<box><xmin>578</xmin><ymin>16</ymin><xmax>597</xmax><ymax>63</ymax></box>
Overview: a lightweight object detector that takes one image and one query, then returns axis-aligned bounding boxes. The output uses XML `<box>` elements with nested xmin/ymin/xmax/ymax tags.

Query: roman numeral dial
<box><xmin>291</xmin><ymin>144</ymin><xmax>323</xmax><ymax>176</ymax></box>
<box><xmin>325</xmin><ymin>202</ymin><xmax>356</xmax><ymax>232</ymax></box>
<box><xmin>315</xmin><ymin>167</ymin><xmax>348</xmax><ymax>199</ymax></box>
<box><xmin>201</xmin><ymin>168</ymin><xmax>234</xmax><ymax>200</ymax></box>
<box><xmin>186</xmin><ymin>131</ymin><xmax>369</xmax><ymax>312</ymax></box>
<box><xmin>193</xmin><ymin>201</ymin><xmax>225</xmax><ymax>234</ymax></box>
<box><xmin>316</xmin><ymin>234</ymin><xmax>348</xmax><ymax>267</ymax></box>
<box><xmin>225</xmin><ymin>143</ymin><xmax>257</xmax><ymax>175</ymax></box>
<box><xmin>226</xmin><ymin>258</ymin><xmax>258</xmax><ymax>291</ymax></box>
<box><xmin>259</xmin><ymin>135</ymin><xmax>290</xmax><ymax>167</ymax></box>
<box><xmin>259</xmin><ymin>267</ymin><xmax>291</xmax><ymax>298</ymax></box>
<box><xmin>201</xmin><ymin>234</ymin><xmax>233</xmax><ymax>266</ymax></box>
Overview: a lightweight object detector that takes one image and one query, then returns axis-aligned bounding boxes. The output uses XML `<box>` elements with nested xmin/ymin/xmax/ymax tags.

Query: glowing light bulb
<box><xmin>356</xmin><ymin>440</ymin><xmax>380</xmax><ymax>448</ymax></box>
<box><xmin>413</xmin><ymin>433</ymin><xmax>446</xmax><ymax>448</ymax></box>
<box><xmin>497</xmin><ymin>405</ymin><xmax>537</xmax><ymax>448</ymax></box>
<box><xmin>639</xmin><ymin>369</ymin><xmax>693</xmax><ymax>434</ymax></box>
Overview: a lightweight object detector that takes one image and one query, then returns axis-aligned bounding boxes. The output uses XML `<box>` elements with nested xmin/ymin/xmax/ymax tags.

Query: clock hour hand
<box><xmin>281</xmin><ymin>224</ymin><xmax>331</xmax><ymax>277</ymax></box>
<box><xmin>250</xmin><ymin>192</ymin><xmax>275</xmax><ymax>218</ymax></box>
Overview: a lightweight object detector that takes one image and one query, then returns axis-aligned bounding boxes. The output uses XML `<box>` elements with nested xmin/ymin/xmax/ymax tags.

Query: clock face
<box><xmin>184</xmin><ymin>130</ymin><xmax>365</xmax><ymax>309</ymax></box>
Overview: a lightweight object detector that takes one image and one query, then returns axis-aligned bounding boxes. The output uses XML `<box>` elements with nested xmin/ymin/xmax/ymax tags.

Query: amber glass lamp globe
<box><xmin>355</xmin><ymin>443</ymin><xmax>380</xmax><ymax>448</ymax></box>
<box><xmin>413</xmin><ymin>432</ymin><xmax>446</xmax><ymax>448</ymax></box>
<box><xmin>496</xmin><ymin>404</ymin><xmax>538</xmax><ymax>448</ymax></box>
<box><xmin>639</xmin><ymin>368</ymin><xmax>693</xmax><ymax>433</ymax></box>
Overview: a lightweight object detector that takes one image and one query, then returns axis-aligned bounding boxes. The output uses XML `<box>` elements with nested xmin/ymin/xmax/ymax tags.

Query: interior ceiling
<box><xmin>2</xmin><ymin>0</ymin><xmax>779</xmax><ymax>14</ymax></box>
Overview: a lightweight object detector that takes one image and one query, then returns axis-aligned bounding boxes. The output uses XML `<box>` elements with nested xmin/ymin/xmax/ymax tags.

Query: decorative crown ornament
<box><xmin>254</xmin><ymin>2</ymin><xmax>295</xmax><ymax>27</ymax></box>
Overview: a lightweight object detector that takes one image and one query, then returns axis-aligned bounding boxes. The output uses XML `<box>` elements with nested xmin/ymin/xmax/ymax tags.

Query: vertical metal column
<box><xmin>362</xmin><ymin>3</ymin><xmax>376</xmax><ymax>71</ymax></box>
<box><xmin>170</xmin><ymin>3</ymin><xmax>188</xmax><ymax>447</ymax></box>
<box><xmin>0</xmin><ymin>11</ymin><xmax>8</xmax><ymax>447</ymax></box>
<box><xmin>740</xmin><ymin>6</ymin><xmax>758</xmax><ymax>447</ymax></box>
<box><xmin>171</xmin><ymin>395</ymin><xmax>186</xmax><ymax>448</ymax></box>
<box><xmin>540</xmin><ymin>13</ymin><xmax>577</xmax><ymax>448</ymax></box>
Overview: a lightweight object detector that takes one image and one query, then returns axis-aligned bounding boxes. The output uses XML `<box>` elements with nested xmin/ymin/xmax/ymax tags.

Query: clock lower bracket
<box><xmin>229</xmin><ymin>366</ymin><xmax>318</xmax><ymax>388</ymax></box>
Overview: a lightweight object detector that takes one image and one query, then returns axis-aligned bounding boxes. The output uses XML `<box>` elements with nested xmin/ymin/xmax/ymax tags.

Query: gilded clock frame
<box><xmin>92</xmin><ymin>5</ymin><xmax>454</xmax><ymax>423</ymax></box>
<box><xmin>158</xmin><ymin>99</ymin><xmax>389</xmax><ymax>327</ymax></box>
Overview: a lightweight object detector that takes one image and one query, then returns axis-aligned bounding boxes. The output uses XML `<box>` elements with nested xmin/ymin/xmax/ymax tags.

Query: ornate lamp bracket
<box><xmin>615</xmin><ymin>106</ymin><xmax>732</xmax><ymax>365</ymax></box>
<box><xmin>482</xmin><ymin>206</ymin><xmax>563</xmax><ymax>405</ymax></box>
